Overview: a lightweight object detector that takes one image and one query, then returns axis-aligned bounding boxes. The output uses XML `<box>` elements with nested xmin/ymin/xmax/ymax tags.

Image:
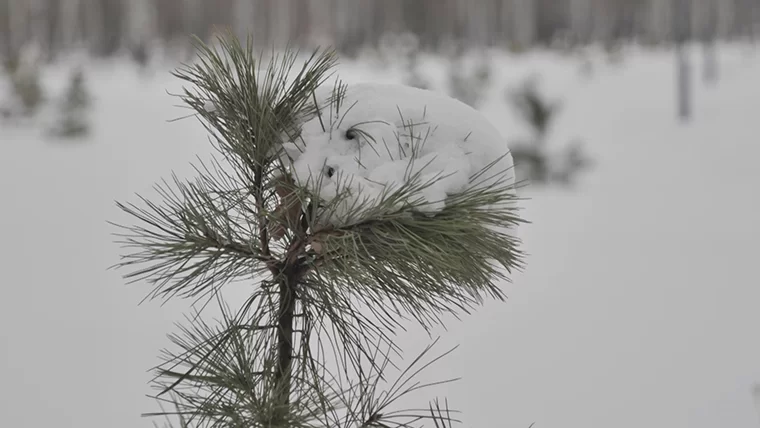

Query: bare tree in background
<box><xmin>569</xmin><ymin>0</ymin><xmax>594</xmax><ymax>44</ymax></box>
<box><xmin>674</xmin><ymin>0</ymin><xmax>693</xmax><ymax>122</ymax></box>
<box><xmin>0</xmin><ymin>1</ymin><xmax>11</xmax><ymax>59</ymax></box>
<box><xmin>700</xmin><ymin>0</ymin><xmax>719</xmax><ymax>84</ymax></box>
<box><xmin>511</xmin><ymin>0</ymin><xmax>537</xmax><ymax>49</ymax></box>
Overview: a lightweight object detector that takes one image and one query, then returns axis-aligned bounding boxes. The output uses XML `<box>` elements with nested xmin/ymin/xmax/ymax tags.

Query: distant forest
<box><xmin>1</xmin><ymin>0</ymin><xmax>759</xmax><ymax>59</ymax></box>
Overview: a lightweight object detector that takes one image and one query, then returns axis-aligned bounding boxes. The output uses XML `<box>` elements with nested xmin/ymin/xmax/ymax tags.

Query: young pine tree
<box><xmin>507</xmin><ymin>77</ymin><xmax>591</xmax><ymax>186</ymax></box>
<box><xmin>2</xmin><ymin>46</ymin><xmax>45</xmax><ymax>118</ymax></box>
<box><xmin>50</xmin><ymin>68</ymin><xmax>91</xmax><ymax>138</ymax></box>
<box><xmin>112</xmin><ymin>34</ymin><xmax>525</xmax><ymax>428</ymax></box>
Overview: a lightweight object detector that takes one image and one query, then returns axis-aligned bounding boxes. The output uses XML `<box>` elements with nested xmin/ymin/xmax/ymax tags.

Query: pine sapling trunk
<box><xmin>275</xmin><ymin>272</ymin><xmax>297</xmax><ymax>414</ymax></box>
<box><xmin>271</xmin><ymin>205</ymin><xmax>309</xmax><ymax>422</ymax></box>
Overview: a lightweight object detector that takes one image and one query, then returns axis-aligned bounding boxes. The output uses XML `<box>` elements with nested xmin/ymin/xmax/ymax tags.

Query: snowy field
<box><xmin>1</xmin><ymin>44</ymin><xmax>760</xmax><ymax>428</ymax></box>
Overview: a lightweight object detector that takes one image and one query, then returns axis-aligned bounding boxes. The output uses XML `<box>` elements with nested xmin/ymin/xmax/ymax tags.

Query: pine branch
<box><xmin>112</xmin><ymin>33</ymin><xmax>342</xmax><ymax>427</ymax></box>
<box><xmin>303</xmin><ymin>161</ymin><xmax>526</xmax><ymax>331</ymax></box>
<box><xmin>112</xmin><ymin>33</ymin><xmax>338</xmax><ymax>298</ymax></box>
<box><xmin>111</xmin><ymin>170</ymin><xmax>272</xmax><ymax>302</ymax></box>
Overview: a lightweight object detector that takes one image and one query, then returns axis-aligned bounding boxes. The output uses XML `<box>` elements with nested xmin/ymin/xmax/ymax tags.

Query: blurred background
<box><xmin>0</xmin><ymin>0</ymin><xmax>758</xmax><ymax>57</ymax></box>
<box><xmin>2</xmin><ymin>1</ymin><xmax>760</xmax><ymax>428</ymax></box>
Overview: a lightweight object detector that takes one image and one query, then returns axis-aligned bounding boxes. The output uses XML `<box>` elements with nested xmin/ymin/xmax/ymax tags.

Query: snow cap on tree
<box><xmin>283</xmin><ymin>82</ymin><xmax>516</xmax><ymax>224</ymax></box>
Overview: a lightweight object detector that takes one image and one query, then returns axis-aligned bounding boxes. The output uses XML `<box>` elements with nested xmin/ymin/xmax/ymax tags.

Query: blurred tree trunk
<box><xmin>233</xmin><ymin>0</ymin><xmax>254</xmax><ymax>41</ymax></box>
<box><xmin>98</xmin><ymin>0</ymin><xmax>124</xmax><ymax>56</ymax></box>
<box><xmin>369</xmin><ymin>0</ymin><xmax>385</xmax><ymax>46</ymax></box>
<box><xmin>303</xmin><ymin>0</ymin><xmax>326</xmax><ymax>48</ymax></box>
<box><xmin>570</xmin><ymin>0</ymin><xmax>593</xmax><ymax>44</ymax></box>
<box><xmin>490</xmin><ymin>0</ymin><xmax>506</xmax><ymax>45</ymax></box>
<box><xmin>126</xmin><ymin>0</ymin><xmax>155</xmax><ymax>45</ymax></box>
<box><xmin>6</xmin><ymin>0</ymin><xmax>29</xmax><ymax>57</ymax></box>
<box><xmin>251</xmin><ymin>0</ymin><xmax>271</xmax><ymax>47</ymax></box>
<box><xmin>466</xmin><ymin>0</ymin><xmax>494</xmax><ymax>46</ymax></box>
<box><xmin>498</xmin><ymin>0</ymin><xmax>512</xmax><ymax>47</ymax></box>
<box><xmin>647</xmin><ymin>0</ymin><xmax>671</xmax><ymax>44</ymax></box>
<box><xmin>333</xmin><ymin>0</ymin><xmax>365</xmax><ymax>56</ymax></box>
<box><xmin>43</xmin><ymin>0</ymin><xmax>62</xmax><ymax>59</ymax></box>
<box><xmin>289</xmin><ymin>0</ymin><xmax>309</xmax><ymax>47</ymax></box>
<box><xmin>402</xmin><ymin>0</ymin><xmax>427</xmax><ymax>44</ymax></box>
<box><xmin>749</xmin><ymin>0</ymin><xmax>759</xmax><ymax>45</ymax></box>
<box><xmin>155</xmin><ymin>0</ymin><xmax>180</xmax><ymax>43</ymax></box>
<box><xmin>199</xmin><ymin>0</ymin><xmax>233</xmax><ymax>41</ymax></box>
<box><xmin>715</xmin><ymin>0</ymin><xmax>734</xmax><ymax>39</ymax></box>
<box><xmin>58</xmin><ymin>0</ymin><xmax>79</xmax><ymax>49</ymax></box>
<box><xmin>616</xmin><ymin>0</ymin><xmax>638</xmax><ymax>40</ymax></box>
<box><xmin>510</xmin><ymin>0</ymin><xmax>536</xmax><ymax>48</ymax></box>
<box><xmin>421</xmin><ymin>0</ymin><xmax>442</xmax><ymax>47</ymax></box>
<box><xmin>79</xmin><ymin>0</ymin><xmax>104</xmax><ymax>55</ymax></box>
<box><xmin>270</xmin><ymin>0</ymin><xmax>290</xmax><ymax>47</ymax></box>
<box><xmin>383</xmin><ymin>0</ymin><xmax>404</xmax><ymax>36</ymax></box>
<box><xmin>0</xmin><ymin>0</ymin><xmax>10</xmax><ymax>59</ymax></box>
<box><xmin>701</xmin><ymin>0</ymin><xmax>718</xmax><ymax>84</ymax></box>
<box><xmin>674</xmin><ymin>0</ymin><xmax>692</xmax><ymax>121</ymax></box>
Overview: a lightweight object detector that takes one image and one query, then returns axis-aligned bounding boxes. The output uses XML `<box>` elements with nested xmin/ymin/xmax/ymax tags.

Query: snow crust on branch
<box><xmin>282</xmin><ymin>82</ymin><xmax>516</xmax><ymax>224</ymax></box>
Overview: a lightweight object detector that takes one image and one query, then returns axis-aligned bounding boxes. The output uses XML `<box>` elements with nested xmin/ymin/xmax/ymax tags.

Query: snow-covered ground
<box><xmin>1</xmin><ymin>44</ymin><xmax>759</xmax><ymax>428</ymax></box>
